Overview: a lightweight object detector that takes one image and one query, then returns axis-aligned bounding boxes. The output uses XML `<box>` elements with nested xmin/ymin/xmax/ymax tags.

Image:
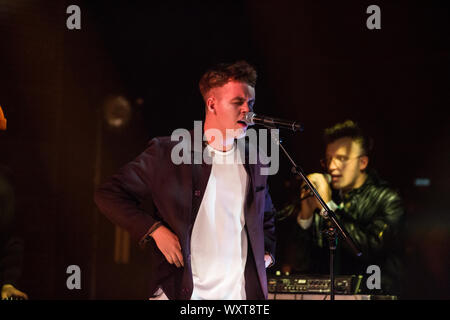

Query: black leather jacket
<box><xmin>316</xmin><ymin>169</ymin><xmax>404</xmax><ymax>255</ymax></box>
<box><xmin>276</xmin><ymin>169</ymin><xmax>405</xmax><ymax>295</ymax></box>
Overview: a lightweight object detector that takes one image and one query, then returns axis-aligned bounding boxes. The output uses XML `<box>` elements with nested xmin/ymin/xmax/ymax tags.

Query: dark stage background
<box><xmin>0</xmin><ymin>0</ymin><xmax>449</xmax><ymax>299</ymax></box>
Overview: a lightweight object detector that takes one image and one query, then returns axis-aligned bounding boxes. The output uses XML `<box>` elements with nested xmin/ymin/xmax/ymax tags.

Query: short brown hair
<box><xmin>199</xmin><ymin>60</ymin><xmax>257</xmax><ymax>100</ymax></box>
<box><xmin>324</xmin><ymin>120</ymin><xmax>373</xmax><ymax>157</ymax></box>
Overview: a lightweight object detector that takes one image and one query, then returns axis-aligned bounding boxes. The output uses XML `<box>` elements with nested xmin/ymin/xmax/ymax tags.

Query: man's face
<box><xmin>206</xmin><ymin>81</ymin><xmax>255</xmax><ymax>140</ymax></box>
<box><xmin>324</xmin><ymin>137</ymin><xmax>368</xmax><ymax>191</ymax></box>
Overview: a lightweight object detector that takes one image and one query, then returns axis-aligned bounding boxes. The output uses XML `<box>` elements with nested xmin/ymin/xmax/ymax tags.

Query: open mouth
<box><xmin>331</xmin><ymin>175</ymin><xmax>342</xmax><ymax>182</ymax></box>
<box><xmin>237</xmin><ymin>120</ymin><xmax>247</xmax><ymax>127</ymax></box>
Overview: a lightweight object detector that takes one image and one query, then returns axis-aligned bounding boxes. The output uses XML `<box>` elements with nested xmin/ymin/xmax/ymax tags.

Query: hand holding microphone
<box><xmin>298</xmin><ymin>173</ymin><xmax>332</xmax><ymax>221</ymax></box>
<box><xmin>300</xmin><ymin>173</ymin><xmax>332</xmax><ymax>204</ymax></box>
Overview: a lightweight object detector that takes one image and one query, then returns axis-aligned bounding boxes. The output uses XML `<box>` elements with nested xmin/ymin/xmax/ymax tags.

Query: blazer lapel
<box><xmin>190</xmin><ymin>130</ymin><xmax>212</xmax><ymax>225</ymax></box>
<box><xmin>240</xmin><ymin>139</ymin><xmax>256</xmax><ymax>224</ymax></box>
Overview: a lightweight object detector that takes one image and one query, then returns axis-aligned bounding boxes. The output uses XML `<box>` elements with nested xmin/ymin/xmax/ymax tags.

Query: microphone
<box><xmin>243</xmin><ymin>112</ymin><xmax>304</xmax><ymax>132</ymax></box>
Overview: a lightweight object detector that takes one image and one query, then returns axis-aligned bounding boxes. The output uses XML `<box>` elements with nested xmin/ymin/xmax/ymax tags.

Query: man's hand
<box><xmin>151</xmin><ymin>225</ymin><xmax>184</xmax><ymax>268</ymax></box>
<box><xmin>264</xmin><ymin>253</ymin><xmax>273</xmax><ymax>268</ymax></box>
<box><xmin>306</xmin><ymin>173</ymin><xmax>332</xmax><ymax>204</ymax></box>
<box><xmin>1</xmin><ymin>284</ymin><xmax>28</xmax><ymax>300</ymax></box>
<box><xmin>298</xmin><ymin>173</ymin><xmax>332</xmax><ymax>220</ymax></box>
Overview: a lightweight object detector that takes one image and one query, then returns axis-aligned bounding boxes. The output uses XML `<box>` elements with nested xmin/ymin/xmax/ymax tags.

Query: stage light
<box><xmin>0</xmin><ymin>105</ymin><xmax>7</xmax><ymax>130</ymax></box>
<box><xmin>102</xmin><ymin>95</ymin><xmax>132</xmax><ymax>129</ymax></box>
<box><xmin>414</xmin><ymin>178</ymin><xmax>431</xmax><ymax>187</ymax></box>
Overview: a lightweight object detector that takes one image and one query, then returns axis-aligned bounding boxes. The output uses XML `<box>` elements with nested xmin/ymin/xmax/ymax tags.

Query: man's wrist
<box><xmin>320</xmin><ymin>200</ymin><xmax>338</xmax><ymax>215</ymax></box>
<box><xmin>148</xmin><ymin>221</ymin><xmax>162</xmax><ymax>238</ymax></box>
<box><xmin>139</xmin><ymin>221</ymin><xmax>162</xmax><ymax>248</ymax></box>
<box><xmin>297</xmin><ymin>214</ymin><xmax>313</xmax><ymax>229</ymax></box>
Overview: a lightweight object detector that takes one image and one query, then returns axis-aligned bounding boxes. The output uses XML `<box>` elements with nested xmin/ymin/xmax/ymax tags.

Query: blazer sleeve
<box><xmin>94</xmin><ymin>138</ymin><xmax>162</xmax><ymax>243</ymax></box>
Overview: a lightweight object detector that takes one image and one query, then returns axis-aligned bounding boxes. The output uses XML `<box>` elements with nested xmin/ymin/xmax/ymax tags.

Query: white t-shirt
<box><xmin>190</xmin><ymin>143</ymin><xmax>249</xmax><ymax>300</ymax></box>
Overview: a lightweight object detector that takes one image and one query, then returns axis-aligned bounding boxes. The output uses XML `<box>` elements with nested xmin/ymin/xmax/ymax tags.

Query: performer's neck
<box><xmin>203</xmin><ymin>123</ymin><xmax>235</xmax><ymax>152</ymax></box>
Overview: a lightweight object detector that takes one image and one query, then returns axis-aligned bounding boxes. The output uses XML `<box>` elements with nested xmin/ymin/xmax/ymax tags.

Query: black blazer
<box><xmin>94</xmin><ymin>130</ymin><xmax>276</xmax><ymax>299</ymax></box>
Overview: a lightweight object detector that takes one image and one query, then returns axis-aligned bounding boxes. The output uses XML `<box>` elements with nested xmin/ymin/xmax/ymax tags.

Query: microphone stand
<box><xmin>265</xmin><ymin>127</ymin><xmax>362</xmax><ymax>300</ymax></box>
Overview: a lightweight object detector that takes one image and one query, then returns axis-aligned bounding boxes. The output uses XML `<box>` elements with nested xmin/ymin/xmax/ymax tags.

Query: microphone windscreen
<box><xmin>243</xmin><ymin>112</ymin><xmax>256</xmax><ymax>125</ymax></box>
